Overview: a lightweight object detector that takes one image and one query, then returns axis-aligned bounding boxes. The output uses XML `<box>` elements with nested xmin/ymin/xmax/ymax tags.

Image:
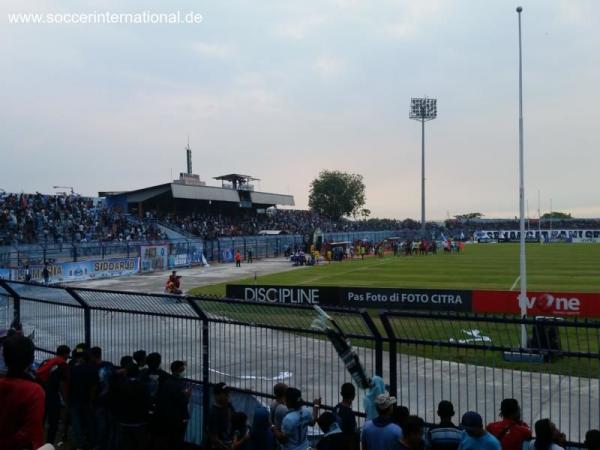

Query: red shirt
<box><xmin>36</xmin><ymin>355</ymin><xmax>68</xmax><ymax>383</ymax></box>
<box><xmin>487</xmin><ymin>419</ymin><xmax>532</xmax><ymax>450</ymax></box>
<box><xmin>0</xmin><ymin>377</ymin><xmax>46</xmax><ymax>450</ymax></box>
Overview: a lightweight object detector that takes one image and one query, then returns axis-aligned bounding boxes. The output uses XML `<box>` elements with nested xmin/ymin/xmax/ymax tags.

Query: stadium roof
<box><xmin>101</xmin><ymin>181</ymin><xmax>294</xmax><ymax>207</ymax></box>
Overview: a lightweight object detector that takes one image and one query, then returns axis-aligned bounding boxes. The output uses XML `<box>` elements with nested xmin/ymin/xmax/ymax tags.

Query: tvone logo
<box><xmin>526</xmin><ymin>293</ymin><xmax>580</xmax><ymax>313</ymax></box>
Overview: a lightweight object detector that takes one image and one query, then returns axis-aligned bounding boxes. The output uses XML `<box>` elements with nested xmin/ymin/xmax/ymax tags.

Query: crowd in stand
<box><xmin>2</xmin><ymin>331</ymin><xmax>600</xmax><ymax>450</ymax></box>
<box><xmin>3</xmin><ymin>192</ymin><xmax>600</xmax><ymax>247</ymax></box>
<box><xmin>0</xmin><ymin>193</ymin><xmax>165</xmax><ymax>246</ymax></box>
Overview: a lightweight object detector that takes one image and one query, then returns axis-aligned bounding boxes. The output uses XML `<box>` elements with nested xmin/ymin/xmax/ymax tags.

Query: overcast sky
<box><xmin>1</xmin><ymin>0</ymin><xmax>598</xmax><ymax>220</ymax></box>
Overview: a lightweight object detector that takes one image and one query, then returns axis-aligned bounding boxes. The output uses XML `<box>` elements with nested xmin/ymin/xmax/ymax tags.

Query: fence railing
<box><xmin>1</xmin><ymin>281</ymin><xmax>597</xmax><ymax>446</ymax></box>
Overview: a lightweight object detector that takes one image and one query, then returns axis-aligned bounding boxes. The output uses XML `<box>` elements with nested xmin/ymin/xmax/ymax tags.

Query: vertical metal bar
<box><xmin>380</xmin><ymin>311</ymin><xmax>397</xmax><ymax>397</ymax></box>
<box><xmin>360</xmin><ymin>310</ymin><xmax>383</xmax><ymax>377</ymax></box>
<box><xmin>65</xmin><ymin>288</ymin><xmax>91</xmax><ymax>348</ymax></box>
<box><xmin>0</xmin><ymin>280</ymin><xmax>21</xmax><ymax>325</ymax></box>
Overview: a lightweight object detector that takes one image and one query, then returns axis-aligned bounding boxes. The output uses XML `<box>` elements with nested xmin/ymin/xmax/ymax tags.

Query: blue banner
<box><xmin>0</xmin><ymin>268</ymin><xmax>10</xmax><ymax>280</ymax></box>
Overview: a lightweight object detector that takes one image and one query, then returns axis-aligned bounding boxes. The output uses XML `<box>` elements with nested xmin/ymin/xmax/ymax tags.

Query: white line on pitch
<box><xmin>510</xmin><ymin>276</ymin><xmax>520</xmax><ymax>291</ymax></box>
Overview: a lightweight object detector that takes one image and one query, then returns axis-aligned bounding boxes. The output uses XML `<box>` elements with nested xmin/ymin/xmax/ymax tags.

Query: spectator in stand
<box><xmin>110</xmin><ymin>358</ymin><xmax>150</xmax><ymax>450</ymax></box>
<box><xmin>487</xmin><ymin>398</ymin><xmax>532</xmax><ymax>450</ymax></box>
<box><xmin>140</xmin><ymin>352</ymin><xmax>168</xmax><ymax>410</ymax></box>
<box><xmin>0</xmin><ymin>335</ymin><xmax>46</xmax><ymax>450</ymax></box>
<box><xmin>392</xmin><ymin>405</ymin><xmax>410</xmax><ymax>433</ymax></box>
<box><xmin>333</xmin><ymin>382</ymin><xmax>358</xmax><ymax>448</ymax></box>
<box><xmin>585</xmin><ymin>430</ymin><xmax>600</xmax><ymax>450</ymax></box>
<box><xmin>35</xmin><ymin>344</ymin><xmax>70</xmax><ymax>445</ymax></box>
<box><xmin>69</xmin><ymin>343</ymin><xmax>99</xmax><ymax>450</ymax></box>
<box><xmin>155</xmin><ymin>360</ymin><xmax>190</xmax><ymax>450</ymax></box>
<box><xmin>426</xmin><ymin>400</ymin><xmax>462</xmax><ymax>450</ymax></box>
<box><xmin>458</xmin><ymin>411</ymin><xmax>501</xmax><ymax>450</ymax></box>
<box><xmin>274</xmin><ymin>387</ymin><xmax>318</xmax><ymax>450</ymax></box>
<box><xmin>529</xmin><ymin>419</ymin><xmax>566</xmax><ymax>450</ymax></box>
<box><xmin>361</xmin><ymin>393</ymin><xmax>403</xmax><ymax>450</ymax></box>
<box><xmin>315</xmin><ymin>411</ymin><xmax>347</xmax><ymax>450</ymax></box>
<box><xmin>208</xmin><ymin>382</ymin><xmax>235</xmax><ymax>450</ymax></box>
<box><xmin>90</xmin><ymin>346</ymin><xmax>115</xmax><ymax>450</ymax></box>
<box><xmin>399</xmin><ymin>416</ymin><xmax>425</xmax><ymax>450</ymax></box>
<box><xmin>250</xmin><ymin>406</ymin><xmax>274</xmax><ymax>450</ymax></box>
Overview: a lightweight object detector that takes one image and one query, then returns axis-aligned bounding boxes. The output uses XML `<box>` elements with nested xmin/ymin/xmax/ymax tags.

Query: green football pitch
<box><xmin>189</xmin><ymin>243</ymin><xmax>600</xmax><ymax>376</ymax></box>
<box><xmin>189</xmin><ymin>243</ymin><xmax>600</xmax><ymax>297</ymax></box>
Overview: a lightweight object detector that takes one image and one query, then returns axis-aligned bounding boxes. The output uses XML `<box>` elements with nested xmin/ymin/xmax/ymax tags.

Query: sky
<box><xmin>1</xmin><ymin>0</ymin><xmax>599</xmax><ymax>220</ymax></box>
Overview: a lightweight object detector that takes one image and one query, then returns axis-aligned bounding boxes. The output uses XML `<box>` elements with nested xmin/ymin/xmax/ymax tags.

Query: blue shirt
<box><xmin>427</xmin><ymin>423</ymin><xmax>462</xmax><ymax>450</ymax></box>
<box><xmin>281</xmin><ymin>407</ymin><xmax>314</xmax><ymax>450</ymax></box>
<box><xmin>458</xmin><ymin>431</ymin><xmax>501</xmax><ymax>450</ymax></box>
<box><xmin>361</xmin><ymin>417</ymin><xmax>403</xmax><ymax>450</ymax></box>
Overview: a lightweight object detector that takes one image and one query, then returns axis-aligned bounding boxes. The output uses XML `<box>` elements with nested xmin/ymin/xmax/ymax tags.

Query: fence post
<box><xmin>186</xmin><ymin>297</ymin><xmax>211</xmax><ymax>446</ymax></box>
<box><xmin>360</xmin><ymin>309</ymin><xmax>383</xmax><ymax>377</ymax></box>
<box><xmin>379</xmin><ymin>311</ymin><xmax>397</xmax><ymax>398</ymax></box>
<box><xmin>65</xmin><ymin>288</ymin><xmax>91</xmax><ymax>348</ymax></box>
<box><xmin>0</xmin><ymin>279</ymin><xmax>21</xmax><ymax>326</ymax></box>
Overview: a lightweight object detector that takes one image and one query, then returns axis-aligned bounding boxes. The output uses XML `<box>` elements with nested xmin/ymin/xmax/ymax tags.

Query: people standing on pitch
<box><xmin>235</xmin><ymin>250</ymin><xmax>242</xmax><ymax>267</ymax></box>
<box><xmin>0</xmin><ymin>335</ymin><xmax>46</xmax><ymax>450</ymax></box>
<box><xmin>35</xmin><ymin>344</ymin><xmax>71</xmax><ymax>446</ymax></box>
<box><xmin>458</xmin><ymin>412</ymin><xmax>501</xmax><ymax>450</ymax></box>
<box><xmin>529</xmin><ymin>419</ymin><xmax>566</xmax><ymax>450</ymax></box>
<box><xmin>273</xmin><ymin>387</ymin><xmax>318</xmax><ymax>450</ymax></box>
<box><xmin>486</xmin><ymin>398</ymin><xmax>532</xmax><ymax>450</ymax></box>
<box><xmin>42</xmin><ymin>262</ymin><xmax>50</xmax><ymax>284</ymax></box>
<box><xmin>361</xmin><ymin>393</ymin><xmax>403</xmax><ymax>450</ymax></box>
<box><xmin>399</xmin><ymin>416</ymin><xmax>425</xmax><ymax>450</ymax></box>
<box><xmin>247</xmin><ymin>249</ymin><xmax>253</xmax><ymax>264</ymax></box>
<box><xmin>208</xmin><ymin>382</ymin><xmax>235</xmax><ymax>449</ymax></box>
<box><xmin>333</xmin><ymin>382</ymin><xmax>358</xmax><ymax>448</ymax></box>
<box><xmin>426</xmin><ymin>400</ymin><xmax>462</xmax><ymax>450</ymax></box>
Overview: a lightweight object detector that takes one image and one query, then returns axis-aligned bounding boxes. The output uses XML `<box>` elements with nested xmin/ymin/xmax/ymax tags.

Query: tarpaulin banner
<box><xmin>226</xmin><ymin>285</ymin><xmax>472</xmax><ymax>311</ymax></box>
<box><xmin>0</xmin><ymin>268</ymin><xmax>10</xmax><ymax>280</ymax></box>
<box><xmin>141</xmin><ymin>245</ymin><xmax>168</xmax><ymax>273</ymax></box>
<box><xmin>472</xmin><ymin>290</ymin><xmax>600</xmax><ymax>317</ymax></box>
<box><xmin>474</xmin><ymin>229</ymin><xmax>600</xmax><ymax>243</ymax></box>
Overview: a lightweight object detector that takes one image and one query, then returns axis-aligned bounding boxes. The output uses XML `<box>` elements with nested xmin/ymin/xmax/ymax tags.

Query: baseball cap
<box><xmin>375</xmin><ymin>393</ymin><xmax>397</xmax><ymax>410</ymax></box>
<box><xmin>213</xmin><ymin>382</ymin><xmax>230</xmax><ymax>395</ymax></box>
<box><xmin>461</xmin><ymin>411</ymin><xmax>483</xmax><ymax>431</ymax></box>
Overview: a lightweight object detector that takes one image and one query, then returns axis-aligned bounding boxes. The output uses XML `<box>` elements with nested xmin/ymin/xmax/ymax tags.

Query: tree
<box><xmin>541</xmin><ymin>211</ymin><xmax>572</xmax><ymax>219</ymax></box>
<box><xmin>308</xmin><ymin>170</ymin><xmax>366</xmax><ymax>220</ymax></box>
<box><xmin>360</xmin><ymin>208</ymin><xmax>371</xmax><ymax>220</ymax></box>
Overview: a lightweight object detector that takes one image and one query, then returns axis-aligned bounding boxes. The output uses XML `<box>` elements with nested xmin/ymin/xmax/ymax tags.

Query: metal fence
<box><xmin>1</xmin><ymin>281</ymin><xmax>597</xmax><ymax>446</ymax></box>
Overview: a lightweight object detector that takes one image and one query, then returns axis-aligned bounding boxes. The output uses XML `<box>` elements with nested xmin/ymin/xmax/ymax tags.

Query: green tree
<box><xmin>454</xmin><ymin>212</ymin><xmax>484</xmax><ymax>221</ymax></box>
<box><xmin>308</xmin><ymin>170</ymin><xmax>366</xmax><ymax>220</ymax></box>
<box><xmin>360</xmin><ymin>208</ymin><xmax>371</xmax><ymax>220</ymax></box>
<box><xmin>541</xmin><ymin>211</ymin><xmax>572</xmax><ymax>219</ymax></box>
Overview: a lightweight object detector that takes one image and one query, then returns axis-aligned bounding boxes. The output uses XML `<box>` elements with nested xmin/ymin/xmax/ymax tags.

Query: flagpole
<box><xmin>516</xmin><ymin>6</ymin><xmax>528</xmax><ymax>349</ymax></box>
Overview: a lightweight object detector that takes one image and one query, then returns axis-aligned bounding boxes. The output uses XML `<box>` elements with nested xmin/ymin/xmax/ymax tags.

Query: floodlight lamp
<box><xmin>409</xmin><ymin>97</ymin><xmax>437</xmax><ymax>121</ymax></box>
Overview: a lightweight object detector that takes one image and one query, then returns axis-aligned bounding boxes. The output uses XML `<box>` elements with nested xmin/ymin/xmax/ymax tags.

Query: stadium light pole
<box><xmin>516</xmin><ymin>6</ymin><xmax>528</xmax><ymax>349</ymax></box>
<box><xmin>409</xmin><ymin>97</ymin><xmax>437</xmax><ymax>236</ymax></box>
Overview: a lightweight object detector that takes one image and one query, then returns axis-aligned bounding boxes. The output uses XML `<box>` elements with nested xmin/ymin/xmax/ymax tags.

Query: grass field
<box><xmin>189</xmin><ymin>243</ymin><xmax>600</xmax><ymax>376</ymax></box>
<box><xmin>189</xmin><ymin>243</ymin><xmax>600</xmax><ymax>297</ymax></box>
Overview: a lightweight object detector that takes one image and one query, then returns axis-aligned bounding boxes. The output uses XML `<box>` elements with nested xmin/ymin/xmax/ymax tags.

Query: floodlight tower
<box><xmin>409</xmin><ymin>97</ymin><xmax>437</xmax><ymax>235</ymax></box>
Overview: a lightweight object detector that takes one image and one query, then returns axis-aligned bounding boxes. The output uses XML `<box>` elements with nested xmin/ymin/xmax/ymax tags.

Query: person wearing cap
<box><xmin>273</xmin><ymin>387</ymin><xmax>318</xmax><ymax>450</ymax></box>
<box><xmin>486</xmin><ymin>398</ymin><xmax>532</xmax><ymax>450</ymax></box>
<box><xmin>399</xmin><ymin>415</ymin><xmax>425</xmax><ymax>450</ymax></box>
<box><xmin>426</xmin><ymin>400</ymin><xmax>462</xmax><ymax>450</ymax></box>
<box><xmin>361</xmin><ymin>393</ymin><xmax>404</xmax><ymax>450</ymax></box>
<box><xmin>208</xmin><ymin>382</ymin><xmax>235</xmax><ymax>449</ymax></box>
<box><xmin>458</xmin><ymin>411</ymin><xmax>501</xmax><ymax>450</ymax></box>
